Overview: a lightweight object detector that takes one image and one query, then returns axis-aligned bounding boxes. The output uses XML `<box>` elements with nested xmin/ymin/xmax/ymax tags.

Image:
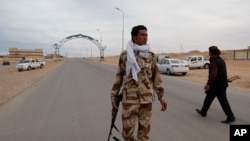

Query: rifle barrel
<box><xmin>107</xmin><ymin>94</ymin><xmax>122</xmax><ymax>141</ymax></box>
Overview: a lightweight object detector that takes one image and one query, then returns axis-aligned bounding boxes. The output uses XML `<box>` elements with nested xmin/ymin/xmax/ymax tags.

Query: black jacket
<box><xmin>207</xmin><ymin>57</ymin><xmax>228</xmax><ymax>88</ymax></box>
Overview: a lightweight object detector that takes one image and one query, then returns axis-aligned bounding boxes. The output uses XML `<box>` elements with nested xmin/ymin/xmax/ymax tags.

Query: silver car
<box><xmin>157</xmin><ymin>58</ymin><xmax>189</xmax><ymax>75</ymax></box>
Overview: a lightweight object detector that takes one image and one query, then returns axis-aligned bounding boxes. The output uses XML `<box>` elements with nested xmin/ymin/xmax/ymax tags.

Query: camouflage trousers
<box><xmin>122</xmin><ymin>103</ymin><xmax>152</xmax><ymax>141</ymax></box>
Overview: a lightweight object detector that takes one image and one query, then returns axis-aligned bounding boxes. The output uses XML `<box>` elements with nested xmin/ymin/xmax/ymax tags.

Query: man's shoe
<box><xmin>196</xmin><ymin>109</ymin><xmax>206</xmax><ymax>117</ymax></box>
<box><xmin>221</xmin><ymin>119</ymin><xmax>235</xmax><ymax>124</ymax></box>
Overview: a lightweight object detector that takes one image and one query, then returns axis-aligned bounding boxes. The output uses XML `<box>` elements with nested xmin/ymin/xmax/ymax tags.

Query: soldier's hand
<box><xmin>112</xmin><ymin>101</ymin><xmax>118</xmax><ymax>116</ymax></box>
<box><xmin>159</xmin><ymin>98</ymin><xmax>167</xmax><ymax>111</ymax></box>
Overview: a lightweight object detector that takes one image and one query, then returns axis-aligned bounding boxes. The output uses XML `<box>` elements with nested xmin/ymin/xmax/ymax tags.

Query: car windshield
<box><xmin>171</xmin><ymin>60</ymin><xmax>184</xmax><ymax>64</ymax></box>
<box><xmin>184</xmin><ymin>56</ymin><xmax>192</xmax><ymax>61</ymax></box>
<box><xmin>19</xmin><ymin>60</ymin><xmax>30</xmax><ymax>63</ymax></box>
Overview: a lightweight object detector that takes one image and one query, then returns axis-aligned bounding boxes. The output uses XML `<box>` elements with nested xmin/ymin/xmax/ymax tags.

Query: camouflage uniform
<box><xmin>111</xmin><ymin>51</ymin><xmax>164</xmax><ymax>141</ymax></box>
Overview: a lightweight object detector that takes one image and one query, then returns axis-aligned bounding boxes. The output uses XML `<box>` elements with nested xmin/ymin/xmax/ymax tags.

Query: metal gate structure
<box><xmin>53</xmin><ymin>34</ymin><xmax>106</xmax><ymax>61</ymax></box>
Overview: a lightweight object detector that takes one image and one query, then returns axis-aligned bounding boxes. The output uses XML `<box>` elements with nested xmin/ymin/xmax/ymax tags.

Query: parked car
<box><xmin>16</xmin><ymin>59</ymin><xmax>46</xmax><ymax>71</ymax></box>
<box><xmin>157</xmin><ymin>58</ymin><xmax>189</xmax><ymax>75</ymax></box>
<box><xmin>156</xmin><ymin>55</ymin><xmax>170</xmax><ymax>63</ymax></box>
<box><xmin>184</xmin><ymin>55</ymin><xmax>210</xmax><ymax>69</ymax></box>
<box><xmin>2</xmin><ymin>60</ymin><xmax>10</xmax><ymax>65</ymax></box>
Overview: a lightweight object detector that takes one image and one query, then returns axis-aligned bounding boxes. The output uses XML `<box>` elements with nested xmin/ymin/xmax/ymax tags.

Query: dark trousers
<box><xmin>201</xmin><ymin>88</ymin><xmax>235</xmax><ymax>120</ymax></box>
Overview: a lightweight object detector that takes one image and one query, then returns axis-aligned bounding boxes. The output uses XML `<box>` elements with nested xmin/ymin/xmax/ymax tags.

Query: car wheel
<box><xmin>182</xmin><ymin>72</ymin><xmax>187</xmax><ymax>75</ymax></box>
<box><xmin>27</xmin><ymin>66</ymin><xmax>31</xmax><ymax>71</ymax></box>
<box><xmin>166</xmin><ymin>69</ymin><xmax>171</xmax><ymax>75</ymax></box>
<box><xmin>40</xmin><ymin>64</ymin><xmax>44</xmax><ymax>68</ymax></box>
<box><xmin>204</xmin><ymin>63</ymin><xmax>209</xmax><ymax>69</ymax></box>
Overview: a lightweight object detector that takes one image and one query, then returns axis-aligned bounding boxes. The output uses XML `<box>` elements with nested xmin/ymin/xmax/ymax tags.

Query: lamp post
<box><xmin>116</xmin><ymin>7</ymin><xmax>124</xmax><ymax>51</ymax></box>
<box><xmin>96</xmin><ymin>29</ymin><xmax>102</xmax><ymax>45</ymax></box>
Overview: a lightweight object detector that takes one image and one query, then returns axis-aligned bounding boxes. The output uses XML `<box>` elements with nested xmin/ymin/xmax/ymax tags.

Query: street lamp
<box><xmin>116</xmin><ymin>7</ymin><xmax>124</xmax><ymax>51</ymax></box>
<box><xmin>96</xmin><ymin>29</ymin><xmax>102</xmax><ymax>45</ymax></box>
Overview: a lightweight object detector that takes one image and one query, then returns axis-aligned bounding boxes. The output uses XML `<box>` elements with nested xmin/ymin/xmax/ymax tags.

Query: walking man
<box><xmin>110</xmin><ymin>25</ymin><xmax>167</xmax><ymax>141</ymax></box>
<box><xmin>196</xmin><ymin>46</ymin><xmax>236</xmax><ymax>124</ymax></box>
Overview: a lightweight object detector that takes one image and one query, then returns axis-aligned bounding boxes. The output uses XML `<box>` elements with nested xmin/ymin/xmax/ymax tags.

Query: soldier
<box><xmin>110</xmin><ymin>25</ymin><xmax>167</xmax><ymax>141</ymax></box>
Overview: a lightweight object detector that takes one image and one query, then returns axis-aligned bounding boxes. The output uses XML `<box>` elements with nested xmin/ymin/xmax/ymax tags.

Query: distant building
<box><xmin>9</xmin><ymin>48</ymin><xmax>44</xmax><ymax>59</ymax></box>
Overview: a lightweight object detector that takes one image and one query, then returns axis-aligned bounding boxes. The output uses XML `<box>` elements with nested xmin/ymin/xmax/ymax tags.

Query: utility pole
<box><xmin>116</xmin><ymin>7</ymin><xmax>124</xmax><ymax>51</ymax></box>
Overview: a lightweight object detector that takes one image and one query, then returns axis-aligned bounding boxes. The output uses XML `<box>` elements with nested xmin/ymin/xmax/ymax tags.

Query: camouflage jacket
<box><xmin>111</xmin><ymin>51</ymin><xmax>164</xmax><ymax>104</ymax></box>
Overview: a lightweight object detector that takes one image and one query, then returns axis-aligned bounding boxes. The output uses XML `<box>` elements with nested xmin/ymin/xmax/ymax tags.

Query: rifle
<box><xmin>227</xmin><ymin>75</ymin><xmax>240</xmax><ymax>82</ymax></box>
<box><xmin>107</xmin><ymin>94</ymin><xmax>123</xmax><ymax>141</ymax></box>
<box><xmin>205</xmin><ymin>75</ymin><xmax>240</xmax><ymax>94</ymax></box>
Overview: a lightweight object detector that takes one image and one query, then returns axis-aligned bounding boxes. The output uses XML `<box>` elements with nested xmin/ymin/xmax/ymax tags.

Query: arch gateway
<box><xmin>53</xmin><ymin>34</ymin><xmax>106</xmax><ymax>61</ymax></box>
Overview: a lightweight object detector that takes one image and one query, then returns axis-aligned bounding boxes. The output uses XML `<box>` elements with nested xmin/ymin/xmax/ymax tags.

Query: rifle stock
<box><xmin>227</xmin><ymin>75</ymin><xmax>240</xmax><ymax>82</ymax></box>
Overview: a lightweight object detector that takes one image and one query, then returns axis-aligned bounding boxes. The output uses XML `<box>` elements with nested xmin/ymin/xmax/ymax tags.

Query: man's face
<box><xmin>133</xmin><ymin>29</ymin><xmax>148</xmax><ymax>45</ymax></box>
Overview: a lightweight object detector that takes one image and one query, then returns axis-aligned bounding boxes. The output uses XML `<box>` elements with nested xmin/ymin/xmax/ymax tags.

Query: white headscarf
<box><xmin>126</xmin><ymin>40</ymin><xmax>150</xmax><ymax>81</ymax></box>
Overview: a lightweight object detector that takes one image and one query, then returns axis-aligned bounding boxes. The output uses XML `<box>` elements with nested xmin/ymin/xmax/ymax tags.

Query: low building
<box><xmin>9</xmin><ymin>48</ymin><xmax>44</xmax><ymax>60</ymax></box>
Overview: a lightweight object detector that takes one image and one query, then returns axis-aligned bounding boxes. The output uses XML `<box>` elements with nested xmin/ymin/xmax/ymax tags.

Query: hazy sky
<box><xmin>0</xmin><ymin>0</ymin><xmax>249</xmax><ymax>57</ymax></box>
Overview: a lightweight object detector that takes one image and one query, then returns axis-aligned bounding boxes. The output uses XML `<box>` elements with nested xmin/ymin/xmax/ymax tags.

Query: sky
<box><xmin>0</xmin><ymin>0</ymin><xmax>249</xmax><ymax>57</ymax></box>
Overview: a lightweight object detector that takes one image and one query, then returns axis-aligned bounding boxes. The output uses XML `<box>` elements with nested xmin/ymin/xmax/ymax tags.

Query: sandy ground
<box><xmin>0</xmin><ymin>61</ymin><xmax>63</xmax><ymax>105</ymax></box>
<box><xmin>0</xmin><ymin>51</ymin><xmax>249</xmax><ymax>105</ymax></box>
<box><xmin>101</xmin><ymin>53</ymin><xmax>250</xmax><ymax>91</ymax></box>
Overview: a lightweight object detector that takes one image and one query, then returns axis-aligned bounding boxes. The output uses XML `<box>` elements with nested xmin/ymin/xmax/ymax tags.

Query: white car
<box><xmin>157</xmin><ymin>58</ymin><xmax>189</xmax><ymax>75</ymax></box>
<box><xmin>16</xmin><ymin>59</ymin><xmax>45</xmax><ymax>71</ymax></box>
<box><xmin>184</xmin><ymin>55</ymin><xmax>210</xmax><ymax>69</ymax></box>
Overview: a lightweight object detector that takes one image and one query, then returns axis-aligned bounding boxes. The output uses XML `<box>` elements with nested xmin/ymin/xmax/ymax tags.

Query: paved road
<box><xmin>0</xmin><ymin>58</ymin><xmax>249</xmax><ymax>141</ymax></box>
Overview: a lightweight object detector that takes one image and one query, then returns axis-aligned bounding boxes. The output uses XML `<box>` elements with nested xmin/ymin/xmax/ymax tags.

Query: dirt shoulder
<box><xmin>0</xmin><ymin>61</ymin><xmax>63</xmax><ymax>105</ymax></box>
